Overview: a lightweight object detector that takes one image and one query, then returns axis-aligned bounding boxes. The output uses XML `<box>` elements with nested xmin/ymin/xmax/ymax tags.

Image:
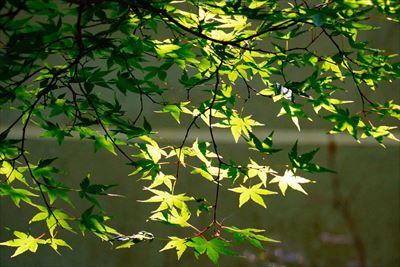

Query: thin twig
<box><xmin>75</xmin><ymin>65</ymin><xmax>135</xmax><ymax>165</ymax></box>
<box><xmin>321</xmin><ymin>28</ymin><xmax>373</xmax><ymax>114</ymax></box>
<box><xmin>208</xmin><ymin>62</ymin><xmax>224</xmax><ymax>225</ymax></box>
<box><xmin>171</xmin><ymin>63</ymin><xmax>224</xmax><ymax>194</ymax></box>
<box><xmin>133</xmin><ymin>2</ymin><xmax>299</xmax><ymax>50</ymax></box>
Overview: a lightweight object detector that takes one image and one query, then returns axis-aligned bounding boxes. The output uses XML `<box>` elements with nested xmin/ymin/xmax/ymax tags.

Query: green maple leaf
<box><xmin>140</xmin><ymin>188</ymin><xmax>194</xmax><ymax>212</ymax></box>
<box><xmin>48</xmin><ymin>238</ymin><xmax>72</xmax><ymax>254</ymax></box>
<box><xmin>289</xmin><ymin>141</ymin><xmax>334</xmax><ymax>173</ymax></box>
<box><xmin>229</xmin><ymin>183</ymin><xmax>277</xmax><ymax>208</ymax></box>
<box><xmin>215</xmin><ymin>113</ymin><xmax>263</xmax><ymax>143</ymax></box>
<box><xmin>0</xmin><ymin>231</ymin><xmax>47</xmax><ymax>258</ymax></box>
<box><xmin>230</xmin><ymin>115</ymin><xmax>263</xmax><ymax>143</ymax></box>
<box><xmin>115</xmin><ymin>242</ymin><xmax>135</xmax><ymax>249</ymax></box>
<box><xmin>187</xmin><ymin>237</ymin><xmax>237</xmax><ymax>264</ymax></box>
<box><xmin>145</xmin><ymin>172</ymin><xmax>176</xmax><ymax>191</ymax></box>
<box><xmin>223</xmin><ymin>226</ymin><xmax>279</xmax><ymax>249</ymax></box>
<box><xmin>149</xmin><ymin>205</ymin><xmax>191</xmax><ymax>227</ymax></box>
<box><xmin>159</xmin><ymin>102</ymin><xmax>191</xmax><ymax>123</ymax></box>
<box><xmin>94</xmin><ymin>135</ymin><xmax>116</xmax><ymax>155</ymax></box>
<box><xmin>160</xmin><ymin>236</ymin><xmax>188</xmax><ymax>260</ymax></box>
<box><xmin>0</xmin><ymin>161</ymin><xmax>27</xmax><ymax>185</ymax></box>
<box><xmin>246</xmin><ymin>131</ymin><xmax>281</xmax><ymax>155</ymax></box>
<box><xmin>0</xmin><ymin>184</ymin><xmax>38</xmax><ymax>207</ymax></box>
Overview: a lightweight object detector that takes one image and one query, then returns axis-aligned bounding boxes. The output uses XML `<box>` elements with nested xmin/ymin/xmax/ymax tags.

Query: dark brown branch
<box><xmin>3</xmin><ymin>84</ymin><xmax>65</xmax><ymax>232</ymax></box>
<box><xmin>72</xmin><ymin>3</ymin><xmax>135</xmax><ymax>165</ymax></box>
<box><xmin>322</xmin><ymin>28</ymin><xmax>373</xmax><ymax>114</ymax></box>
<box><xmin>172</xmin><ymin>63</ymin><xmax>223</xmax><ymax>193</ymax></box>
<box><xmin>132</xmin><ymin>93</ymin><xmax>144</xmax><ymax>125</ymax></box>
<box><xmin>75</xmin><ymin>65</ymin><xmax>136</xmax><ymax>165</ymax></box>
<box><xmin>120</xmin><ymin>56</ymin><xmax>162</xmax><ymax>129</ymax></box>
<box><xmin>284</xmin><ymin>29</ymin><xmax>324</xmax><ymax>52</ymax></box>
<box><xmin>208</xmin><ymin>62</ymin><xmax>224</xmax><ymax>225</ymax></box>
<box><xmin>76</xmin><ymin>3</ymin><xmax>85</xmax><ymax>57</ymax></box>
<box><xmin>134</xmin><ymin>2</ymin><xmax>299</xmax><ymax>49</ymax></box>
<box><xmin>122</xmin><ymin>57</ymin><xmax>160</xmax><ymax>105</ymax></box>
<box><xmin>22</xmin><ymin>154</ymin><xmax>62</xmax><ymax>227</ymax></box>
<box><xmin>0</xmin><ymin>0</ymin><xmax>27</xmax><ymax>28</ymax></box>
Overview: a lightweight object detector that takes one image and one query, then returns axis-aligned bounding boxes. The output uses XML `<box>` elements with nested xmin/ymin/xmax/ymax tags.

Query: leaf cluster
<box><xmin>0</xmin><ymin>0</ymin><xmax>398</xmax><ymax>264</ymax></box>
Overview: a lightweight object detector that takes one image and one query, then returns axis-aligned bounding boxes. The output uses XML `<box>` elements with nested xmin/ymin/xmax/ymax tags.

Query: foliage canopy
<box><xmin>0</xmin><ymin>0</ymin><xmax>399</xmax><ymax>264</ymax></box>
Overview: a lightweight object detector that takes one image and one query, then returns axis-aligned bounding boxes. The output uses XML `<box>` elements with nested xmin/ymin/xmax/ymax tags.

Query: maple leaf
<box><xmin>187</xmin><ymin>237</ymin><xmax>237</xmax><ymax>264</ymax></box>
<box><xmin>245</xmin><ymin>159</ymin><xmax>277</xmax><ymax>187</ymax></box>
<box><xmin>0</xmin><ymin>231</ymin><xmax>48</xmax><ymax>258</ymax></box>
<box><xmin>288</xmin><ymin>141</ymin><xmax>334</xmax><ymax>173</ymax></box>
<box><xmin>146</xmin><ymin>172</ymin><xmax>176</xmax><ymax>191</ymax></box>
<box><xmin>160</xmin><ymin>237</ymin><xmax>188</xmax><ymax>260</ymax></box>
<box><xmin>223</xmin><ymin>226</ymin><xmax>279</xmax><ymax>249</ymax></box>
<box><xmin>150</xmin><ymin>205</ymin><xmax>191</xmax><ymax>227</ymax></box>
<box><xmin>214</xmin><ymin>113</ymin><xmax>263</xmax><ymax>143</ymax></box>
<box><xmin>139</xmin><ymin>188</ymin><xmax>194</xmax><ymax>212</ymax></box>
<box><xmin>269</xmin><ymin>170</ymin><xmax>313</xmax><ymax>196</ymax></box>
<box><xmin>0</xmin><ymin>161</ymin><xmax>27</xmax><ymax>185</ymax></box>
<box><xmin>230</xmin><ymin>115</ymin><xmax>264</xmax><ymax>143</ymax></box>
<box><xmin>228</xmin><ymin>183</ymin><xmax>277</xmax><ymax>208</ymax></box>
<box><xmin>246</xmin><ymin>131</ymin><xmax>281</xmax><ymax>155</ymax></box>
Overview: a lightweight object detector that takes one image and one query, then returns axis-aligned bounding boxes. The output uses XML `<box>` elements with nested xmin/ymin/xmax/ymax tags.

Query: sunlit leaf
<box><xmin>0</xmin><ymin>231</ymin><xmax>47</xmax><ymax>258</ymax></box>
<box><xmin>270</xmin><ymin>170</ymin><xmax>314</xmax><ymax>196</ymax></box>
<box><xmin>229</xmin><ymin>183</ymin><xmax>277</xmax><ymax>208</ymax></box>
<box><xmin>160</xmin><ymin>236</ymin><xmax>188</xmax><ymax>260</ymax></box>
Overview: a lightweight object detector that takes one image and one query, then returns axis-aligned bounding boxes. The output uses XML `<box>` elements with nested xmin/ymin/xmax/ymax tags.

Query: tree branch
<box><xmin>208</xmin><ymin>62</ymin><xmax>224</xmax><ymax>226</ymax></box>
